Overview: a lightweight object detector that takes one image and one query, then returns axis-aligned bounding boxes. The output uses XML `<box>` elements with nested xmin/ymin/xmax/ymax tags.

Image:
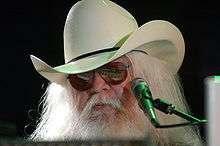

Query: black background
<box><xmin>1</xmin><ymin>0</ymin><xmax>219</xmax><ymax>142</ymax></box>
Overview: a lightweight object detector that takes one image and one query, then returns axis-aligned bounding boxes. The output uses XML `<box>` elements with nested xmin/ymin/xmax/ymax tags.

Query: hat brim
<box><xmin>30</xmin><ymin>20</ymin><xmax>184</xmax><ymax>84</ymax></box>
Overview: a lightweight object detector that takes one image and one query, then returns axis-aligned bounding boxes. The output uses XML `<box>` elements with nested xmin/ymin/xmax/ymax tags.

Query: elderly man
<box><xmin>30</xmin><ymin>0</ymin><xmax>203</xmax><ymax>145</ymax></box>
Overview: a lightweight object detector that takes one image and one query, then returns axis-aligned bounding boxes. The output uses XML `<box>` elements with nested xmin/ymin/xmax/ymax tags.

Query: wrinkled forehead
<box><xmin>111</xmin><ymin>55</ymin><xmax>131</xmax><ymax>64</ymax></box>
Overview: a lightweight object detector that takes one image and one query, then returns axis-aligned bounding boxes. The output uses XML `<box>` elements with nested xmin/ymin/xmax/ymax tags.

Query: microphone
<box><xmin>131</xmin><ymin>78</ymin><xmax>159</xmax><ymax>127</ymax></box>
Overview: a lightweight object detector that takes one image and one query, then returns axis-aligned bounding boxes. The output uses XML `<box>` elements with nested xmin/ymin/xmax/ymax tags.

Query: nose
<box><xmin>91</xmin><ymin>72</ymin><xmax>111</xmax><ymax>92</ymax></box>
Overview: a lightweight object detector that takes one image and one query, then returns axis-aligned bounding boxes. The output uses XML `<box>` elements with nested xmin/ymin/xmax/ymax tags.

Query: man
<box><xmin>30</xmin><ymin>0</ymin><xmax>203</xmax><ymax>145</ymax></box>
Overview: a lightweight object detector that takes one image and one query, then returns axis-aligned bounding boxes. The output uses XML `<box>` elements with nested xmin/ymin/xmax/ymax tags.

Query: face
<box><xmin>68</xmin><ymin>56</ymin><xmax>141</xmax><ymax>123</ymax></box>
<box><xmin>66</xmin><ymin>55</ymin><xmax>148</xmax><ymax>139</ymax></box>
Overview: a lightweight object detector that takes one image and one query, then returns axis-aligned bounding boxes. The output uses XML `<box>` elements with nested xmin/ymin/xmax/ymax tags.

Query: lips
<box><xmin>89</xmin><ymin>103</ymin><xmax>118</xmax><ymax>122</ymax></box>
<box><xmin>95</xmin><ymin>103</ymin><xmax>105</xmax><ymax>107</ymax></box>
<box><xmin>93</xmin><ymin>103</ymin><xmax>109</xmax><ymax>110</ymax></box>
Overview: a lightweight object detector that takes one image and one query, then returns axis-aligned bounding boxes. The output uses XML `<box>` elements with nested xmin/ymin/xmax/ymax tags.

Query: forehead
<box><xmin>111</xmin><ymin>55</ymin><xmax>130</xmax><ymax>64</ymax></box>
<box><xmin>88</xmin><ymin>55</ymin><xmax>132</xmax><ymax>72</ymax></box>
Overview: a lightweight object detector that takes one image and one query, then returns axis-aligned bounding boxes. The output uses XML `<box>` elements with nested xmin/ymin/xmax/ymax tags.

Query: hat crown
<box><xmin>64</xmin><ymin>0</ymin><xmax>138</xmax><ymax>63</ymax></box>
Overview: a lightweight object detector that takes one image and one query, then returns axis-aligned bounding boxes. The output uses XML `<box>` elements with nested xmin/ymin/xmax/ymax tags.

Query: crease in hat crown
<box><xmin>63</xmin><ymin>0</ymin><xmax>138</xmax><ymax>63</ymax></box>
<box><xmin>30</xmin><ymin>0</ymin><xmax>185</xmax><ymax>84</ymax></box>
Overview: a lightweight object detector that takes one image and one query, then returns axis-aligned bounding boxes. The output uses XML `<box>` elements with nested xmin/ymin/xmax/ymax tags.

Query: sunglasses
<box><xmin>67</xmin><ymin>62</ymin><xmax>130</xmax><ymax>91</ymax></box>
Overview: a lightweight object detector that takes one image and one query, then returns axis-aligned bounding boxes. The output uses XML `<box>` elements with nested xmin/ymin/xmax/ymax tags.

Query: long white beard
<box><xmin>30</xmin><ymin>84</ymin><xmax>149</xmax><ymax>141</ymax></box>
<box><xmin>67</xmin><ymin>94</ymin><xmax>148</xmax><ymax>140</ymax></box>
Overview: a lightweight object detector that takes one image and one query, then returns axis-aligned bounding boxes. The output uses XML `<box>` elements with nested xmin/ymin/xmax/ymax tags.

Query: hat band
<box><xmin>68</xmin><ymin>47</ymin><xmax>120</xmax><ymax>63</ymax></box>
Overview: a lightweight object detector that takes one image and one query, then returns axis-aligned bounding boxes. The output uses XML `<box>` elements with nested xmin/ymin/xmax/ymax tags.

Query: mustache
<box><xmin>79</xmin><ymin>94</ymin><xmax>122</xmax><ymax>118</ymax></box>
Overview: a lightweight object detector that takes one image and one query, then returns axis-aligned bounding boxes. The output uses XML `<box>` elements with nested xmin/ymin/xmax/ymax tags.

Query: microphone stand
<box><xmin>149</xmin><ymin>98</ymin><xmax>207</xmax><ymax>128</ymax></box>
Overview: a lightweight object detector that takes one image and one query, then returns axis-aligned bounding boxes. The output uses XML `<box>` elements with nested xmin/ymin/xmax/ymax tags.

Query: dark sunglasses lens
<box><xmin>100</xmin><ymin>62</ymin><xmax>128</xmax><ymax>84</ymax></box>
<box><xmin>68</xmin><ymin>72</ymin><xmax>94</xmax><ymax>91</ymax></box>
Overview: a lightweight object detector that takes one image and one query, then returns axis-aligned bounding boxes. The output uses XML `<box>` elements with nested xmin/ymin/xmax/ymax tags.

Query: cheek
<box><xmin>111</xmin><ymin>85</ymin><xmax>124</xmax><ymax>98</ymax></box>
<box><xmin>113</xmin><ymin>71</ymin><xmax>139</xmax><ymax>107</ymax></box>
<box><xmin>122</xmin><ymin>86</ymin><xmax>139</xmax><ymax>109</ymax></box>
<box><xmin>113</xmin><ymin>81</ymin><xmax>139</xmax><ymax>110</ymax></box>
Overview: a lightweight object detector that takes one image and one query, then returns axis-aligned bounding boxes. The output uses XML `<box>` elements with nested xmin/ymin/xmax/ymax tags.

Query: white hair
<box><xmin>126</xmin><ymin>51</ymin><xmax>204</xmax><ymax>145</ymax></box>
<box><xmin>29</xmin><ymin>51</ymin><xmax>204</xmax><ymax>145</ymax></box>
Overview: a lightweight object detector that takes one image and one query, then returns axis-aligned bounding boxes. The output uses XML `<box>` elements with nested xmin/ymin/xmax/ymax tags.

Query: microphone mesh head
<box><xmin>131</xmin><ymin>78</ymin><xmax>148</xmax><ymax>97</ymax></box>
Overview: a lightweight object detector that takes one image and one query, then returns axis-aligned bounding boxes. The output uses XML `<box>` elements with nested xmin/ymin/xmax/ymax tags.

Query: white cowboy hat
<box><xmin>30</xmin><ymin>0</ymin><xmax>185</xmax><ymax>85</ymax></box>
